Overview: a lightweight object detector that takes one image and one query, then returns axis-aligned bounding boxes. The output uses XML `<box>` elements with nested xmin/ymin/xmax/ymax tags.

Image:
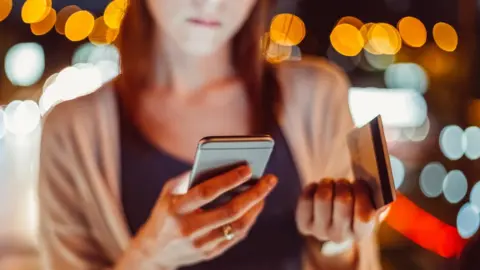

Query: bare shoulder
<box><xmin>276</xmin><ymin>56</ymin><xmax>350</xmax><ymax>103</ymax></box>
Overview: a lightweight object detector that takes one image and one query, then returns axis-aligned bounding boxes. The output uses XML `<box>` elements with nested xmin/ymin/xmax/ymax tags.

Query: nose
<box><xmin>192</xmin><ymin>0</ymin><xmax>222</xmax><ymax>13</ymax></box>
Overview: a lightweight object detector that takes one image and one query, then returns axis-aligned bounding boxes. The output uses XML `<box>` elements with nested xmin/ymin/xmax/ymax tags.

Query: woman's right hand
<box><xmin>120</xmin><ymin>165</ymin><xmax>277</xmax><ymax>269</ymax></box>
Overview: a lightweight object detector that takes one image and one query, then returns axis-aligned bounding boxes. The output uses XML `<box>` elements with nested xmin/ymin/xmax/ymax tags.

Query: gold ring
<box><xmin>222</xmin><ymin>224</ymin><xmax>235</xmax><ymax>241</ymax></box>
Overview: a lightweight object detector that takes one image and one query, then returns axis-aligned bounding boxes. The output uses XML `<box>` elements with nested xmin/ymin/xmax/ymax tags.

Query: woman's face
<box><xmin>146</xmin><ymin>0</ymin><xmax>258</xmax><ymax>56</ymax></box>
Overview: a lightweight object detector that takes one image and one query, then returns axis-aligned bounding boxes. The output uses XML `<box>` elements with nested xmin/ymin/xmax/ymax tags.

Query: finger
<box><xmin>173</xmin><ymin>165</ymin><xmax>252</xmax><ymax>214</ymax></box>
<box><xmin>328</xmin><ymin>179</ymin><xmax>354</xmax><ymax>243</ymax></box>
<box><xmin>312</xmin><ymin>179</ymin><xmax>333</xmax><ymax>240</ymax></box>
<box><xmin>163</xmin><ymin>171</ymin><xmax>192</xmax><ymax>195</ymax></box>
<box><xmin>182</xmin><ymin>175</ymin><xmax>277</xmax><ymax>238</ymax></box>
<box><xmin>352</xmin><ymin>180</ymin><xmax>376</xmax><ymax>241</ymax></box>
<box><xmin>204</xmin><ymin>236</ymin><xmax>242</xmax><ymax>261</ymax></box>
<box><xmin>296</xmin><ymin>183</ymin><xmax>317</xmax><ymax>235</ymax></box>
<box><xmin>192</xmin><ymin>201</ymin><xmax>264</xmax><ymax>250</ymax></box>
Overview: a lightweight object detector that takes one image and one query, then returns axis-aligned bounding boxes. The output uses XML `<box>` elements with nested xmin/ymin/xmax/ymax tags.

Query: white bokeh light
<box><xmin>385</xmin><ymin>63</ymin><xmax>429</xmax><ymax>94</ymax></box>
<box><xmin>349</xmin><ymin>87</ymin><xmax>428</xmax><ymax>128</ymax></box>
<box><xmin>420</xmin><ymin>162</ymin><xmax>447</xmax><ymax>198</ymax></box>
<box><xmin>404</xmin><ymin>118</ymin><xmax>430</xmax><ymax>142</ymax></box>
<box><xmin>463</xmin><ymin>126</ymin><xmax>480</xmax><ymax>160</ymax></box>
<box><xmin>470</xmin><ymin>181</ymin><xmax>480</xmax><ymax>210</ymax></box>
<box><xmin>443</xmin><ymin>170</ymin><xmax>468</xmax><ymax>204</ymax></box>
<box><xmin>39</xmin><ymin>64</ymin><xmax>103</xmax><ymax>115</ymax></box>
<box><xmin>0</xmin><ymin>108</ymin><xmax>5</xmax><ymax>140</ymax></box>
<box><xmin>389</xmin><ymin>155</ymin><xmax>405</xmax><ymax>188</ymax></box>
<box><xmin>5</xmin><ymin>43</ymin><xmax>45</xmax><ymax>87</ymax></box>
<box><xmin>457</xmin><ymin>203</ymin><xmax>480</xmax><ymax>239</ymax></box>
<box><xmin>4</xmin><ymin>100</ymin><xmax>41</xmax><ymax>136</ymax></box>
<box><xmin>439</xmin><ymin>125</ymin><xmax>465</xmax><ymax>160</ymax></box>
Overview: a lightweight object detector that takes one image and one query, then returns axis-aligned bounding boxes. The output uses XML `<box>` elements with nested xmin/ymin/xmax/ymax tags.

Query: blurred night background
<box><xmin>1</xmin><ymin>0</ymin><xmax>480</xmax><ymax>269</ymax></box>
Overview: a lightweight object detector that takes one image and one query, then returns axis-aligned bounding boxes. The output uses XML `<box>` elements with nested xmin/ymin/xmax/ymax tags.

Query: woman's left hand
<box><xmin>295</xmin><ymin>178</ymin><xmax>378</xmax><ymax>244</ymax></box>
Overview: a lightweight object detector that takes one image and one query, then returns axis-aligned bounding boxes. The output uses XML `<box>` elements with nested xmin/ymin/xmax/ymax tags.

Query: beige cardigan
<box><xmin>38</xmin><ymin>59</ymin><xmax>381</xmax><ymax>270</ymax></box>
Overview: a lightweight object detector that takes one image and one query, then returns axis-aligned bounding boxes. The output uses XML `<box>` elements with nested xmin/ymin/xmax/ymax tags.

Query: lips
<box><xmin>187</xmin><ymin>18</ymin><xmax>221</xmax><ymax>27</ymax></box>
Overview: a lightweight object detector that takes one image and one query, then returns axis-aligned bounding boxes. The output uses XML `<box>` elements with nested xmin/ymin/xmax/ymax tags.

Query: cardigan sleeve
<box><xmin>278</xmin><ymin>57</ymin><xmax>381</xmax><ymax>270</ymax></box>
<box><xmin>38</xmin><ymin>102</ymin><xmax>113</xmax><ymax>270</ymax></box>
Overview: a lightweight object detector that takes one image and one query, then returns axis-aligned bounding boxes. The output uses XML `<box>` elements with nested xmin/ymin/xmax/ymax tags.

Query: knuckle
<box><xmin>236</xmin><ymin>217</ymin><xmax>250</xmax><ymax>231</ymax></box>
<box><xmin>226</xmin><ymin>202</ymin><xmax>243</xmax><ymax>218</ymax></box>
<box><xmin>192</xmin><ymin>239</ymin><xmax>203</xmax><ymax>249</ymax></box>
<box><xmin>198</xmin><ymin>185</ymin><xmax>216</xmax><ymax>199</ymax></box>
<box><xmin>315</xmin><ymin>185</ymin><xmax>332</xmax><ymax>201</ymax></box>
<box><xmin>178</xmin><ymin>219</ymin><xmax>194</xmax><ymax>237</ymax></box>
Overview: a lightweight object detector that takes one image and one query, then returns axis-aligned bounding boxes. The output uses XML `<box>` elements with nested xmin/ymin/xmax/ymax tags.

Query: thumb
<box><xmin>376</xmin><ymin>205</ymin><xmax>391</xmax><ymax>223</ymax></box>
<box><xmin>163</xmin><ymin>171</ymin><xmax>192</xmax><ymax>196</ymax></box>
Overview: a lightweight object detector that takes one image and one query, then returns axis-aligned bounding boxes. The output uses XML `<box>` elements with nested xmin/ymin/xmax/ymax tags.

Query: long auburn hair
<box><xmin>115</xmin><ymin>0</ymin><xmax>281</xmax><ymax>132</ymax></box>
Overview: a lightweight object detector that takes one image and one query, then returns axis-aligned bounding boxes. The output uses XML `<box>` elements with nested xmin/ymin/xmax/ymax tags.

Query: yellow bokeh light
<box><xmin>433</xmin><ymin>22</ymin><xmax>458</xmax><ymax>52</ymax></box>
<box><xmin>31</xmin><ymin>8</ymin><xmax>56</xmax><ymax>36</ymax></box>
<box><xmin>104</xmin><ymin>0</ymin><xmax>127</xmax><ymax>29</ymax></box>
<box><xmin>65</xmin><ymin>10</ymin><xmax>95</xmax><ymax>42</ymax></box>
<box><xmin>360</xmin><ymin>23</ymin><xmax>381</xmax><ymax>55</ymax></box>
<box><xmin>55</xmin><ymin>5</ymin><xmax>81</xmax><ymax>35</ymax></box>
<box><xmin>270</xmin><ymin>13</ymin><xmax>306</xmax><ymax>46</ymax></box>
<box><xmin>265</xmin><ymin>42</ymin><xmax>292</xmax><ymax>64</ymax></box>
<box><xmin>368</xmin><ymin>23</ymin><xmax>402</xmax><ymax>55</ymax></box>
<box><xmin>89</xmin><ymin>16</ymin><xmax>120</xmax><ymax>45</ymax></box>
<box><xmin>337</xmin><ymin>16</ymin><xmax>364</xmax><ymax>30</ymax></box>
<box><xmin>0</xmin><ymin>0</ymin><xmax>13</xmax><ymax>22</ymax></box>
<box><xmin>330</xmin><ymin>23</ymin><xmax>364</xmax><ymax>57</ymax></box>
<box><xmin>397</xmin><ymin>16</ymin><xmax>427</xmax><ymax>48</ymax></box>
<box><xmin>21</xmin><ymin>0</ymin><xmax>52</xmax><ymax>24</ymax></box>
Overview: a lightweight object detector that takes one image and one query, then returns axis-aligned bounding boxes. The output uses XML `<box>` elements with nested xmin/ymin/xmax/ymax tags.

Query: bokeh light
<box><xmin>5</xmin><ymin>43</ymin><xmax>45</xmax><ymax>87</ymax></box>
<box><xmin>443</xmin><ymin>170</ymin><xmax>468</xmax><ymax>204</ymax></box>
<box><xmin>439</xmin><ymin>125</ymin><xmax>465</xmax><ymax>160</ymax></box>
<box><xmin>330</xmin><ymin>23</ymin><xmax>364</xmax><ymax>57</ymax></box>
<box><xmin>21</xmin><ymin>0</ymin><xmax>51</xmax><ymax>24</ymax></box>
<box><xmin>289</xmin><ymin>46</ymin><xmax>302</xmax><ymax>61</ymax></box>
<box><xmin>433</xmin><ymin>22</ymin><xmax>458</xmax><ymax>52</ymax></box>
<box><xmin>456</xmin><ymin>203</ymin><xmax>480</xmax><ymax>239</ymax></box>
<box><xmin>4</xmin><ymin>100</ymin><xmax>41</xmax><ymax>136</ymax></box>
<box><xmin>349</xmin><ymin>87</ymin><xmax>427</xmax><ymax>128</ymax></box>
<box><xmin>89</xmin><ymin>16</ymin><xmax>120</xmax><ymax>45</ymax></box>
<box><xmin>404</xmin><ymin>118</ymin><xmax>430</xmax><ymax>142</ymax></box>
<box><xmin>40</xmin><ymin>64</ymin><xmax>103</xmax><ymax>115</ymax></box>
<box><xmin>104</xmin><ymin>0</ymin><xmax>128</xmax><ymax>30</ymax></box>
<box><xmin>0</xmin><ymin>0</ymin><xmax>13</xmax><ymax>22</ymax></box>
<box><xmin>420</xmin><ymin>162</ymin><xmax>447</xmax><ymax>198</ymax></box>
<box><xmin>30</xmin><ymin>8</ymin><xmax>56</xmax><ymax>36</ymax></box>
<box><xmin>336</xmin><ymin>16</ymin><xmax>364</xmax><ymax>29</ymax></box>
<box><xmin>55</xmin><ymin>5</ymin><xmax>81</xmax><ymax>35</ymax></box>
<box><xmin>270</xmin><ymin>13</ymin><xmax>306</xmax><ymax>46</ymax></box>
<box><xmin>397</xmin><ymin>16</ymin><xmax>427</xmax><ymax>48</ymax></box>
<box><xmin>368</xmin><ymin>23</ymin><xmax>402</xmax><ymax>55</ymax></box>
<box><xmin>470</xmin><ymin>182</ymin><xmax>480</xmax><ymax>210</ymax></box>
<box><xmin>266</xmin><ymin>45</ymin><xmax>292</xmax><ymax>63</ymax></box>
<box><xmin>65</xmin><ymin>10</ymin><xmax>95</xmax><ymax>42</ymax></box>
<box><xmin>463</xmin><ymin>126</ymin><xmax>480</xmax><ymax>160</ymax></box>
<box><xmin>390</xmin><ymin>155</ymin><xmax>405</xmax><ymax>188</ymax></box>
<box><xmin>0</xmin><ymin>108</ymin><xmax>5</xmax><ymax>140</ymax></box>
<box><xmin>384</xmin><ymin>63</ymin><xmax>429</xmax><ymax>94</ymax></box>
<box><xmin>364</xmin><ymin>52</ymin><xmax>395</xmax><ymax>70</ymax></box>
<box><xmin>360</xmin><ymin>23</ymin><xmax>380</xmax><ymax>55</ymax></box>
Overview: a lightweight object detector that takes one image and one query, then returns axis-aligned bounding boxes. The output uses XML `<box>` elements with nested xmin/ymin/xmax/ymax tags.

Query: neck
<box><xmin>153</xmin><ymin>32</ymin><xmax>235</xmax><ymax>95</ymax></box>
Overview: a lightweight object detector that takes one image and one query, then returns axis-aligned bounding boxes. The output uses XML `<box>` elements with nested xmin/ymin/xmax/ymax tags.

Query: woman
<box><xmin>38</xmin><ymin>0</ymin><xmax>383</xmax><ymax>269</ymax></box>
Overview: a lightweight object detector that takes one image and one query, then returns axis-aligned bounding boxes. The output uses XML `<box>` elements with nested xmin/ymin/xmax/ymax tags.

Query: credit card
<box><xmin>347</xmin><ymin>115</ymin><xmax>396</xmax><ymax>209</ymax></box>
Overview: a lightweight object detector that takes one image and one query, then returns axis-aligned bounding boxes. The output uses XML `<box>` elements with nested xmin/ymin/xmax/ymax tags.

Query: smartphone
<box><xmin>189</xmin><ymin>135</ymin><xmax>275</xmax><ymax>209</ymax></box>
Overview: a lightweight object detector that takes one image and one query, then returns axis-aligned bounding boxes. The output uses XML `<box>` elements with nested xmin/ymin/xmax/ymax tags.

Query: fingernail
<box><xmin>267</xmin><ymin>175</ymin><xmax>278</xmax><ymax>186</ymax></box>
<box><xmin>238</xmin><ymin>165</ymin><xmax>252</xmax><ymax>178</ymax></box>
